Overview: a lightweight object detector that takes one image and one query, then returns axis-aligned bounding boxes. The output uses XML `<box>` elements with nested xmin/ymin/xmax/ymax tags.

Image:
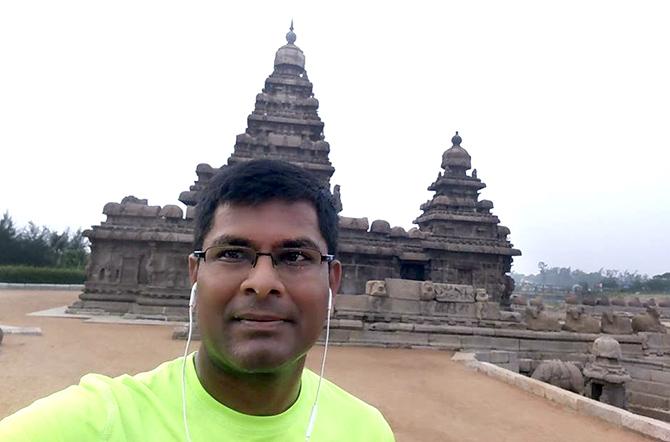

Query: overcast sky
<box><xmin>1</xmin><ymin>1</ymin><xmax>668</xmax><ymax>276</ymax></box>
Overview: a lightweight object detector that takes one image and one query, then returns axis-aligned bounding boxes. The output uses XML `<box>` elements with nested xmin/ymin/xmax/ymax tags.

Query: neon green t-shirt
<box><xmin>0</xmin><ymin>354</ymin><xmax>394</xmax><ymax>441</ymax></box>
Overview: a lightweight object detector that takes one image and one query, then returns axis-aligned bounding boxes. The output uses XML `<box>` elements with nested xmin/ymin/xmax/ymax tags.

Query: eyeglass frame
<box><xmin>192</xmin><ymin>245</ymin><xmax>335</xmax><ymax>269</ymax></box>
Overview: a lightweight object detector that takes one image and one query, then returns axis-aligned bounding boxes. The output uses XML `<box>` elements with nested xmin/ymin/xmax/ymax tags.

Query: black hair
<box><xmin>193</xmin><ymin>159</ymin><xmax>338</xmax><ymax>255</ymax></box>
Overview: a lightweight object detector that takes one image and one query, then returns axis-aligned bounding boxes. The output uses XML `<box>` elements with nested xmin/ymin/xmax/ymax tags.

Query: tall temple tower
<box><xmin>179</xmin><ymin>24</ymin><xmax>335</xmax><ymax>208</ymax></box>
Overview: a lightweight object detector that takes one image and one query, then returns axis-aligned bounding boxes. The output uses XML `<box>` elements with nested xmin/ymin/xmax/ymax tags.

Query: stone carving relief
<box><xmin>365</xmin><ymin>280</ymin><xmax>387</xmax><ymax>297</ymax></box>
<box><xmin>419</xmin><ymin>281</ymin><xmax>435</xmax><ymax>301</ymax></box>
<box><xmin>434</xmin><ymin>284</ymin><xmax>475</xmax><ymax>303</ymax></box>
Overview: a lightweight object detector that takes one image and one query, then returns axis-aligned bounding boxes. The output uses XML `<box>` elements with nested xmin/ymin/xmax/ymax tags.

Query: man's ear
<box><xmin>328</xmin><ymin>259</ymin><xmax>342</xmax><ymax>296</ymax></box>
<box><xmin>188</xmin><ymin>253</ymin><xmax>199</xmax><ymax>285</ymax></box>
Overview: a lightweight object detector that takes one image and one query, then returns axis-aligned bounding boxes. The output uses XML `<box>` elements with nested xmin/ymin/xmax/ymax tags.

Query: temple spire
<box><xmin>286</xmin><ymin>20</ymin><xmax>297</xmax><ymax>44</ymax></box>
<box><xmin>452</xmin><ymin>131</ymin><xmax>462</xmax><ymax>146</ymax></box>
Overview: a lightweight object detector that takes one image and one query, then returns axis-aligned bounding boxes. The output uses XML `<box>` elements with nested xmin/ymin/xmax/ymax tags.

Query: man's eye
<box><xmin>277</xmin><ymin>249</ymin><xmax>316</xmax><ymax>266</ymax></box>
<box><xmin>212</xmin><ymin>248</ymin><xmax>249</xmax><ymax>262</ymax></box>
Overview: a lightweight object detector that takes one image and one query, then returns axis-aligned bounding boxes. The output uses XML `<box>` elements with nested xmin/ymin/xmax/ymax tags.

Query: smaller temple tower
<box><xmin>415</xmin><ymin>132</ymin><xmax>503</xmax><ymax>240</ymax></box>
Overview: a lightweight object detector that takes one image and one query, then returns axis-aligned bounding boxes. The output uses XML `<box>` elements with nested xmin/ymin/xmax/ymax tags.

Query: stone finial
<box><xmin>286</xmin><ymin>20</ymin><xmax>297</xmax><ymax>44</ymax></box>
<box><xmin>370</xmin><ymin>219</ymin><xmax>391</xmax><ymax>234</ymax></box>
<box><xmin>451</xmin><ymin>131</ymin><xmax>462</xmax><ymax>146</ymax></box>
<box><xmin>592</xmin><ymin>336</ymin><xmax>623</xmax><ymax>360</ymax></box>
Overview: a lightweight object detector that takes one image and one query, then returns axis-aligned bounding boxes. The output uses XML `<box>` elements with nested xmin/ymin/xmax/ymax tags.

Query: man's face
<box><xmin>189</xmin><ymin>200</ymin><xmax>341</xmax><ymax>374</ymax></box>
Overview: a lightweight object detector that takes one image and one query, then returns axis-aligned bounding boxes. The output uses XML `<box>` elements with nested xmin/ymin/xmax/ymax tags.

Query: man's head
<box><xmin>193</xmin><ymin>159</ymin><xmax>338</xmax><ymax>254</ymax></box>
<box><xmin>189</xmin><ymin>159</ymin><xmax>341</xmax><ymax>375</ymax></box>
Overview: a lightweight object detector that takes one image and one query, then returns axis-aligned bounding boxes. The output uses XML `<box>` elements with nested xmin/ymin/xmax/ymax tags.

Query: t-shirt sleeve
<box><xmin>0</xmin><ymin>374</ymin><xmax>116</xmax><ymax>442</ymax></box>
<box><xmin>370</xmin><ymin>408</ymin><xmax>396</xmax><ymax>442</ymax></box>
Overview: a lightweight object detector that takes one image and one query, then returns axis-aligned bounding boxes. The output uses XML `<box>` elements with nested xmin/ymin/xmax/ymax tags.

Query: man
<box><xmin>0</xmin><ymin>159</ymin><xmax>395</xmax><ymax>441</ymax></box>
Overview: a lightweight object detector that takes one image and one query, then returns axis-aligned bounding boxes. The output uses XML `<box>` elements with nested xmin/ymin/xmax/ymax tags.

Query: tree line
<box><xmin>513</xmin><ymin>262</ymin><xmax>670</xmax><ymax>293</ymax></box>
<box><xmin>0</xmin><ymin>212</ymin><xmax>89</xmax><ymax>269</ymax></box>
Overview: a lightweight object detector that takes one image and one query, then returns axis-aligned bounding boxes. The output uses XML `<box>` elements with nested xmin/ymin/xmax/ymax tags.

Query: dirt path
<box><xmin>0</xmin><ymin>290</ymin><xmax>655</xmax><ymax>441</ymax></box>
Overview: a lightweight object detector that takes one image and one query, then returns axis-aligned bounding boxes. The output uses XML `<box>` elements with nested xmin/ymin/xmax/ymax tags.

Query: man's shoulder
<box><xmin>303</xmin><ymin>370</ymin><xmax>375</xmax><ymax>411</ymax></box>
<box><xmin>0</xmin><ymin>357</ymin><xmax>186</xmax><ymax>441</ymax></box>
<box><xmin>302</xmin><ymin>369</ymin><xmax>394</xmax><ymax>439</ymax></box>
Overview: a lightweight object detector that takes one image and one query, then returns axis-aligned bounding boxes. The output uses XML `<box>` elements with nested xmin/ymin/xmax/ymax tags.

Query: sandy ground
<box><xmin>0</xmin><ymin>290</ymin><xmax>656</xmax><ymax>442</ymax></box>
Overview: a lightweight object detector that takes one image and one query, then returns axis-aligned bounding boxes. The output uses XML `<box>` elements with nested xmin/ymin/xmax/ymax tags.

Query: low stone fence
<box><xmin>623</xmin><ymin>358</ymin><xmax>670</xmax><ymax>422</ymax></box>
<box><xmin>454</xmin><ymin>352</ymin><xmax>670</xmax><ymax>442</ymax></box>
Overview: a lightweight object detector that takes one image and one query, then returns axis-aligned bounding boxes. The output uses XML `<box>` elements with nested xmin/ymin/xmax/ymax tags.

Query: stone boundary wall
<box><xmin>623</xmin><ymin>357</ymin><xmax>670</xmax><ymax>422</ymax></box>
<box><xmin>511</xmin><ymin>302</ymin><xmax>670</xmax><ymax>319</ymax></box>
<box><xmin>0</xmin><ymin>283</ymin><xmax>84</xmax><ymax>291</ymax></box>
<box><xmin>327</xmin><ymin>319</ymin><xmax>649</xmax><ymax>357</ymax></box>
<box><xmin>453</xmin><ymin>352</ymin><xmax>670</xmax><ymax>442</ymax></box>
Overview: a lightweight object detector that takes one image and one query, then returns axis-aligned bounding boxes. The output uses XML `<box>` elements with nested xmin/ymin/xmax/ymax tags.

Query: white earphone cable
<box><xmin>305</xmin><ymin>288</ymin><xmax>333</xmax><ymax>441</ymax></box>
<box><xmin>181</xmin><ymin>283</ymin><xmax>197</xmax><ymax>442</ymax></box>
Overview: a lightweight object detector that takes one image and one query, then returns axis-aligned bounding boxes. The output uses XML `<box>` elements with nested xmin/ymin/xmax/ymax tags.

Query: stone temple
<box><xmin>70</xmin><ymin>26</ymin><xmax>520</xmax><ymax>318</ymax></box>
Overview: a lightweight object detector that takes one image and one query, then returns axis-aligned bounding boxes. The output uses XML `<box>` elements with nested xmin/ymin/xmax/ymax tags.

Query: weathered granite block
<box><xmin>461</xmin><ymin>336</ymin><xmax>519</xmax><ymax>351</ymax></box>
<box><xmin>629</xmin><ymin>379</ymin><xmax>670</xmax><ymax>398</ymax></box>
<box><xmin>643</xmin><ymin>332</ymin><xmax>670</xmax><ymax>355</ymax></box>
<box><xmin>413</xmin><ymin>323</ymin><xmax>453</xmax><ymax>333</ymax></box>
<box><xmin>338</xmin><ymin>216</ymin><xmax>369</xmax><ymax>231</ymax></box>
<box><xmin>368</xmin><ymin>322</ymin><xmax>414</xmax><ymax>332</ymax></box>
<box><xmin>432</xmin><ymin>302</ymin><xmax>477</xmax><ymax>317</ymax></box>
<box><xmin>322</xmin><ymin>329</ymin><xmax>352</xmax><ymax>342</ymax></box>
<box><xmin>519</xmin><ymin>340</ymin><xmax>591</xmax><ymax>353</ymax></box>
<box><xmin>626</xmin><ymin>366</ymin><xmax>653</xmax><ymax>381</ymax></box>
<box><xmin>629</xmin><ymin>391</ymin><xmax>670</xmax><ymax>410</ymax></box>
<box><xmin>489</xmin><ymin>350</ymin><xmax>510</xmax><ymax>363</ymax></box>
<box><xmin>427</xmin><ymin>333</ymin><xmax>462</xmax><ymax>348</ymax></box>
<box><xmin>619</xmin><ymin>343</ymin><xmax>644</xmax><ymax>356</ymax></box>
<box><xmin>334</xmin><ymin>294</ymin><xmax>369</xmax><ymax>312</ymax></box>
<box><xmin>349</xmin><ymin>330</ymin><xmax>429</xmax><ymax>346</ymax></box>
<box><xmin>650</xmin><ymin>370</ymin><xmax>670</xmax><ymax>384</ymax></box>
<box><xmin>368</xmin><ymin>297</ymin><xmax>421</xmax><ymax>315</ymax></box>
<box><xmin>384</xmin><ymin>278</ymin><xmax>422</xmax><ymax>300</ymax></box>
<box><xmin>331</xmin><ymin>319</ymin><xmax>363</xmax><ymax>330</ymax></box>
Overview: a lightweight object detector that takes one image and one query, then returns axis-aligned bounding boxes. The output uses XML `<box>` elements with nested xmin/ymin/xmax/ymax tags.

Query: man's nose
<box><xmin>240</xmin><ymin>254</ymin><xmax>285</xmax><ymax>298</ymax></box>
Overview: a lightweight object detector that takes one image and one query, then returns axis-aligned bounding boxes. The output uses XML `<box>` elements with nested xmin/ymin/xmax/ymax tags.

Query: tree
<box><xmin>0</xmin><ymin>212</ymin><xmax>89</xmax><ymax>268</ymax></box>
<box><xmin>537</xmin><ymin>261</ymin><xmax>548</xmax><ymax>291</ymax></box>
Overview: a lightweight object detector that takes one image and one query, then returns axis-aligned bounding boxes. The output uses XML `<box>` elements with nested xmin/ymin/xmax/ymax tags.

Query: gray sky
<box><xmin>1</xmin><ymin>1</ymin><xmax>668</xmax><ymax>276</ymax></box>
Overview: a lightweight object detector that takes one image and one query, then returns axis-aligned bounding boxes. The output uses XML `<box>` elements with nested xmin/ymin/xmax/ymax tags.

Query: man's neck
<box><xmin>194</xmin><ymin>349</ymin><xmax>304</xmax><ymax>416</ymax></box>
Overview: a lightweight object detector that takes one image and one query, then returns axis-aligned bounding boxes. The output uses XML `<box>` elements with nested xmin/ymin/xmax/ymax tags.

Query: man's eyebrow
<box><xmin>206</xmin><ymin>235</ymin><xmax>322</xmax><ymax>251</ymax></box>
<box><xmin>279</xmin><ymin>237</ymin><xmax>322</xmax><ymax>250</ymax></box>
<box><xmin>207</xmin><ymin>235</ymin><xmax>255</xmax><ymax>248</ymax></box>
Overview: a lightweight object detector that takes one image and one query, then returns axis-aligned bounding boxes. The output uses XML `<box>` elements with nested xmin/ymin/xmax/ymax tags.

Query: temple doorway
<box><xmin>400</xmin><ymin>262</ymin><xmax>426</xmax><ymax>281</ymax></box>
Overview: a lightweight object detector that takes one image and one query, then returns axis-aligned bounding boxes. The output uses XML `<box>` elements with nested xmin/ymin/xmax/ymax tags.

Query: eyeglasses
<box><xmin>193</xmin><ymin>245</ymin><xmax>334</xmax><ymax>277</ymax></box>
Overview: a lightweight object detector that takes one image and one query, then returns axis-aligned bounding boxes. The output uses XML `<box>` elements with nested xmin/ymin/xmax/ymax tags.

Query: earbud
<box><xmin>189</xmin><ymin>282</ymin><xmax>198</xmax><ymax>309</ymax></box>
<box><xmin>182</xmin><ymin>281</ymin><xmax>198</xmax><ymax>442</ymax></box>
<box><xmin>327</xmin><ymin>288</ymin><xmax>333</xmax><ymax>312</ymax></box>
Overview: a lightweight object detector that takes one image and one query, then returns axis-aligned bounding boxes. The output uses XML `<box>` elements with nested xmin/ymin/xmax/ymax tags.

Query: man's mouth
<box><xmin>232</xmin><ymin>312</ymin><xmax>292</xmax><ymax>325</ymax></box>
